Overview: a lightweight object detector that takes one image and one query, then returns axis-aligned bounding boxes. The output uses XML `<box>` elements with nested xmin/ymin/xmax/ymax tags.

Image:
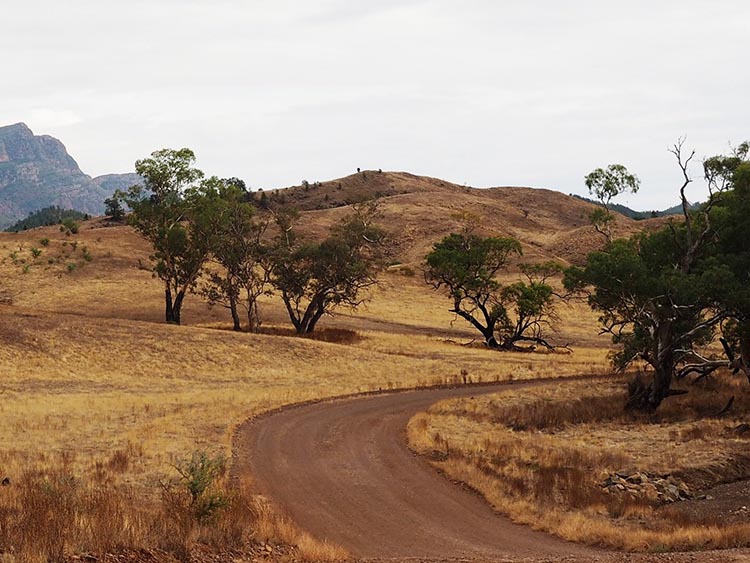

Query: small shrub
<box><xmin>67</xmin><ymin>263</ymin><xmax>77</xmax><ymax>273</ymax></box>
<box><xmin>31</xmin><ymin>247</ymin><xmax>42</xmax><ymax>258</ymax></box>
<box><xmin>172</xmin><ymin>451</ymin><xmax>228</xmax><ymax>524</ymax></box>
<box><xmin>61</xmin><ymin>218</ymin><xmax>79</xmax><ymax>235</ymax></box>
<box><xmin>22</xmin><ymin>264</ymin><xmax>30</xmax><ymax>274</ymax></box>
<box><xmin>39</xmin><ymin>238</ymin><xmax>50</xmax><ymax>247</ymax></box>
<box><xmin>82</xmin><ymin>246</ymin><xmax>93</xmax><ymax>262</ymax></box>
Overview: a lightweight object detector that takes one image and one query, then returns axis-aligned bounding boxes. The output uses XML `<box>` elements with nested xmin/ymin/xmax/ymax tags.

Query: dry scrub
<box><xmin>408</xmin><ymin>374</ymin><xmax>750</xmax><ymax>552</ymax></box>
<box><xmin>0</xmin><ymin>221</ymin><xmax>610</xmax><ymax>558</ymax></box>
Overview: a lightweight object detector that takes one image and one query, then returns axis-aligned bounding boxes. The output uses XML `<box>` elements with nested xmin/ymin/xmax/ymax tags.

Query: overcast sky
<box><xmin>3</xmin><ymin>1</ymin><xmax>748</xmax><ymax>209</ymax></box>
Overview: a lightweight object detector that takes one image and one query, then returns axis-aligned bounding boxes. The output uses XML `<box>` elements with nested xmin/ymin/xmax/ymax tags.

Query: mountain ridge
<box><xmin>0</xmin><ymin>122</ymin><xmax>139</xmax><ymax>228</ymax></box>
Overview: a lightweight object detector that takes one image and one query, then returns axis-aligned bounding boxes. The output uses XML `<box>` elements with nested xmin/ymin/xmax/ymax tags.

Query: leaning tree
<box><xmin>425</xmin><ymin>231</ymin><xmax>564</xmax><ymax>350</ymax></box>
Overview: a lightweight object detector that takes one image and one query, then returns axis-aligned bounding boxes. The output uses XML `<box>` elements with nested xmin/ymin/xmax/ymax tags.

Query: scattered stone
<box><xmin>601</xmin><ymin>470</ymin><xmax>693</xmax><ymax>503</ymax></box>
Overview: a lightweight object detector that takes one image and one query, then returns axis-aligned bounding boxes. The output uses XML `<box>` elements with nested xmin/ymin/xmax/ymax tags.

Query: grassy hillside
<box><xmin>0</xmin><ymin>172</ymin><xmax>625</xmax><ymax>557</ymax></box>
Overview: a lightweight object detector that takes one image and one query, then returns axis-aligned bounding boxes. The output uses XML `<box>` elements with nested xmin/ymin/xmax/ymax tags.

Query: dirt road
<box><xmin>234</xmin><ymin>381</ymin><xmax>599</xmax><ymax>559</ymax></box>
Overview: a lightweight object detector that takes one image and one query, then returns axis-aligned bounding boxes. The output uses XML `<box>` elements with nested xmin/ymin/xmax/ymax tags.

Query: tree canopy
<box><xmin>567</xmin><ymin>140</ymin><xmax>750</xmax><ymax>410</ymax></box>
<box><xmin>425</xmin><ymin>232</ymin><xmax>564</xmax><ymax>350</ymax></box>
<box><xmin>123</xmin><ymin>148</ymin><xmax>210</xmax><ymax>325</ymax></box>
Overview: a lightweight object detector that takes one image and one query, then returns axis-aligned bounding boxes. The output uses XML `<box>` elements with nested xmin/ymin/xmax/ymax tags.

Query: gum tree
<box><xmin>272</xmin><ymin>201</ymin><xmax>387</xmax><ymax>335</ymax></box>
<box><xmin>123</xmin><ymin>148</ymin><xmax>209</xmax><ymax>324</ymax></box>
<box><xmin>566</xmin><ymin>140</ymin><xmax>736</xmax><ymax>410</ymax></box>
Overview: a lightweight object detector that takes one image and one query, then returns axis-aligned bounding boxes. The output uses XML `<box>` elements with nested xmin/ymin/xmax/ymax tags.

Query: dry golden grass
<box><xmin>0</xmin><ymin>218</ymin><xmax>610</xmax><ymax>558</ymax></box>
<box><xmin>408</xmin><ymin>375</ymin><xmax>750</xmax><ymax>552</ymax></box>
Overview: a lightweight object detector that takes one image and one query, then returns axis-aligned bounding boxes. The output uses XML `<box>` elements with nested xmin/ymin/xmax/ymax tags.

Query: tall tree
<box><xmin>199</xmin><ymin>178</ymin><xmax>272</xmax><ymax>332</ymax></box>
<box><xmin>566</xmin><ymin>140</ymin><xmax>732</xmax><ymax>410</ymax></box>
<box><xmin>123</xmin><ymin>148</ymin><xmax>208</xmax><ymax>325</ymax></box>
<box><xmin>705</xmin><ymin>144</ymin><xmax>750</xmax><ymax>381</ymax></box>
<box><xmin>584</xmin><ymin>164</ymin><xmax>640</xmax><ymax>241</ymax></box>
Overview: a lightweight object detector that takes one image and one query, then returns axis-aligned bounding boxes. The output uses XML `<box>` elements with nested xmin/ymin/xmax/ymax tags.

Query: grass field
<box><xmin>0</xmin><ymin>218</ymin><xmax>611</xmax><ymax>560</ymax></box>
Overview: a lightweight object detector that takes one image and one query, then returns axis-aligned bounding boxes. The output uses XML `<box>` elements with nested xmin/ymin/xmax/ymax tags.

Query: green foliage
<box><xmin>5</xmin><ymin>206</ymin><xmax>87</xmax><ymax>232</ymax></box>
<box><xmin>425</xmin><ymin>233</ymin><xmax>563</xmax><ymax>350</ymax></box>
<box><xmin>122</xmin><ymin>148</ymin><xmax>209</xmax><ymax>324</ymax></box>
<box><xmin>199</xmin><ymin>178</ymin><xmax>271</xmax><ymax>332</ymax></box>
<box><xmin>39</xmin><ymin>238</ymin><xmax>50</xmax><ymax>247</ymax></box>
<box><xmin>60</xmin><ymin>217</ymin><xmax>79</xmax><ymax>235</ymax></box>
<box><xmin>568</xmin><ymin>142</ymin><xmax>750</xmax><ymax>409</ymax></box>
<box><xmin>585</xmin><ymin>164</ymin><xmax>640</xmax><ymax>204</ymax></box>
<box><xmin>30</xmin><ymin>247</ymin><xmax>42</xmax><ymax>258</ymax></box>
<box><xmin>104</xmin><ymin>193</ymin><xmax>126</xmax><ymax>221</ymax></box>
<box><xmin>584</xmin><ymin>164</ymin><xmax>640</xmax><ymax>239</ymax></box>
<box><xmin>271</xmin><ymin>201</ymin><xmax>386</xmax><ymax>334</ymax></box>
<box><xmin>66</xmin><ymin>262</ymin><xmax>77</xmax><ymax>273</ymax></box>
<box><xmin>172</xmin><ymin>451</ymin><xmax>227</xmax><ymax>524</ymax></box>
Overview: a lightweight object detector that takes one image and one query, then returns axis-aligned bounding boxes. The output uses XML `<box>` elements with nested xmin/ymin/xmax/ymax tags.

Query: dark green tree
<box><xmin>271</xmin><ymin>202</ymin><xmax>386</xmax><ymax>335</ymax></box>
<box><xmin>566</xmin><ymin>140</ymin><xmax>732</xmax><ymax>410</ymax></box>
<box><xmin>199</xmin><ymin>178</ymin><xmax>272</xmax><ymax>332</ymax></box>
<box><xmin>425</xmin><ymin>232</ymin><xmax>565</xmax><ymax>350</ymax></box>
<box><xmin>122</xmin><ymin>148</ymin><xmax>208</xmax><ymax>325</ymax></box>
<box><xmin>104</xmin><ymin>193</ymin><xmax>126</xmax><ymax>221</ymax></box>
<box><xmin>425</xmin><ymin>232</ymin><xmax>520</xmax><ymax>348</ymax></box>
<box><xmin>703</xmin><ymin>143</ymin><xmax>750</xmax><ymax>382</ymax></box>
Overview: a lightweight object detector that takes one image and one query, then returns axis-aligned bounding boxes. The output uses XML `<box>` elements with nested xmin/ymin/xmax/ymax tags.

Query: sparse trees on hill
<box><xmin>424</xmin><ymin>231</ymin><xmax>564</xmax><ymax>350</ymax></box>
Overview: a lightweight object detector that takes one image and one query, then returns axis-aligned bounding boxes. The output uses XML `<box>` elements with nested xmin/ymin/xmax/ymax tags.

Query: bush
<box><xmin>39</xmin><ymin>238</ymin><xmax>50</xmax><ymax>247</ymax></box>
<box><xmin>31</xmin><ymin>247</ymin><xmax>42</xmax><ymax>258</ymax></box>
<box><xmin>171</xmin><ymin>451</ymin><xmax>228</xmax><ymax>524</ymax></box>
<box><xmin>60</xmin><ymin>218</ymin><xmax>79</xmax><ymax>235</ymax></box>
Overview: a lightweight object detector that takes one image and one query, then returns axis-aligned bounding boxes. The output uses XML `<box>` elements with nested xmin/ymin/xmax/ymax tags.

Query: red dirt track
<box><xmin>234</xmin><ymin>382</ymin><xmax>750</xmax><ymax>562</ymax></box>
<box><xmin>234</xmin><ymin>382</ymin><xmax>598</xmax><ymax>560</ymax></box>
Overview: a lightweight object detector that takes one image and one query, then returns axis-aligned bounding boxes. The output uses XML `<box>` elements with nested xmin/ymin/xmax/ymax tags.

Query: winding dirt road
<box><xmin>234</xmin><ymin>381</ymin><xmax>599</xmax><ymax>560</ymax></box>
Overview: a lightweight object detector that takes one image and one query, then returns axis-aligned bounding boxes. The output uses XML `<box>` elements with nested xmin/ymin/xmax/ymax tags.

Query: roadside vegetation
<box><xmin>408</xmin><ymin>374</ymin><xmax>750</xmax><ymax>551</ymax></box>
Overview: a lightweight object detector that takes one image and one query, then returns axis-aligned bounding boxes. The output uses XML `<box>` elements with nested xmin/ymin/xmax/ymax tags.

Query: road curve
<box><xmin>233</xmin><ymin>382</ymin><xmax>599</xmax><ymax>559</ymax></box>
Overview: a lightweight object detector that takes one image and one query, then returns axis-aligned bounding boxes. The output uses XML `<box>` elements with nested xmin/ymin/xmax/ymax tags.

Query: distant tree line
<box><xmin>5</xmin><ymin>206</ymin><xmax>89</xmax><ymax>232</ymax></box>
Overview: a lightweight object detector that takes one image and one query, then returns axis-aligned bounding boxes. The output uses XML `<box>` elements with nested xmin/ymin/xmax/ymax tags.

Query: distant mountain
<box><xmin>570</xmin><ymin>194</ymin><xmax>701</xmax><ymax>220</ymax></box>
<box><xmin>0</xmin><ymin>123</ymin><xmax>140</xmax><ymax>228</ymax></box>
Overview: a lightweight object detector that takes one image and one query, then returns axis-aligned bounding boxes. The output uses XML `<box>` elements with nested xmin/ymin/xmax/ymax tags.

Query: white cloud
<box><xmin>2</xmin><ymin>1</ymin><xmax>748</xmax><ymax>209</ymax></box>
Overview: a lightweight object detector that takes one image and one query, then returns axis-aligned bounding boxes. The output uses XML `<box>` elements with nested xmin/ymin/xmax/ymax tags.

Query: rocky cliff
<box><xmin>0</xmin><ymin>123</ymin><xmax>139</xmax><ymax>228</ymax></box>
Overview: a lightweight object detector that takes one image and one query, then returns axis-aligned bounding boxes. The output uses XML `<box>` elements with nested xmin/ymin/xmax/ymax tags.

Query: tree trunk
<box><xmin>172</xmin><ymin>290</ymin><xmax>185</xmax><ymax>325</ymax></box>
<box><xmin>165</xmin><ymin>285</ymin><xmax>175</xmax><ymax>324</ymax></box>
<box><xmin>230</xmin><ymin>296</ymin><xmax>241</xmax><ymax>332</ymax></box>
<box><xmin>282</xmin><ymin>293</ymin><xmax>304</xmax><ymax>334</ymax></box>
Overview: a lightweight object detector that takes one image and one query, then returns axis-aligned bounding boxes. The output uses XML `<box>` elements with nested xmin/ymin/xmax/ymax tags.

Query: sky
<box><xmin>2</xmin><ymin>0</ymin><xmax>748</xmax><ymax>210</ymax></box>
